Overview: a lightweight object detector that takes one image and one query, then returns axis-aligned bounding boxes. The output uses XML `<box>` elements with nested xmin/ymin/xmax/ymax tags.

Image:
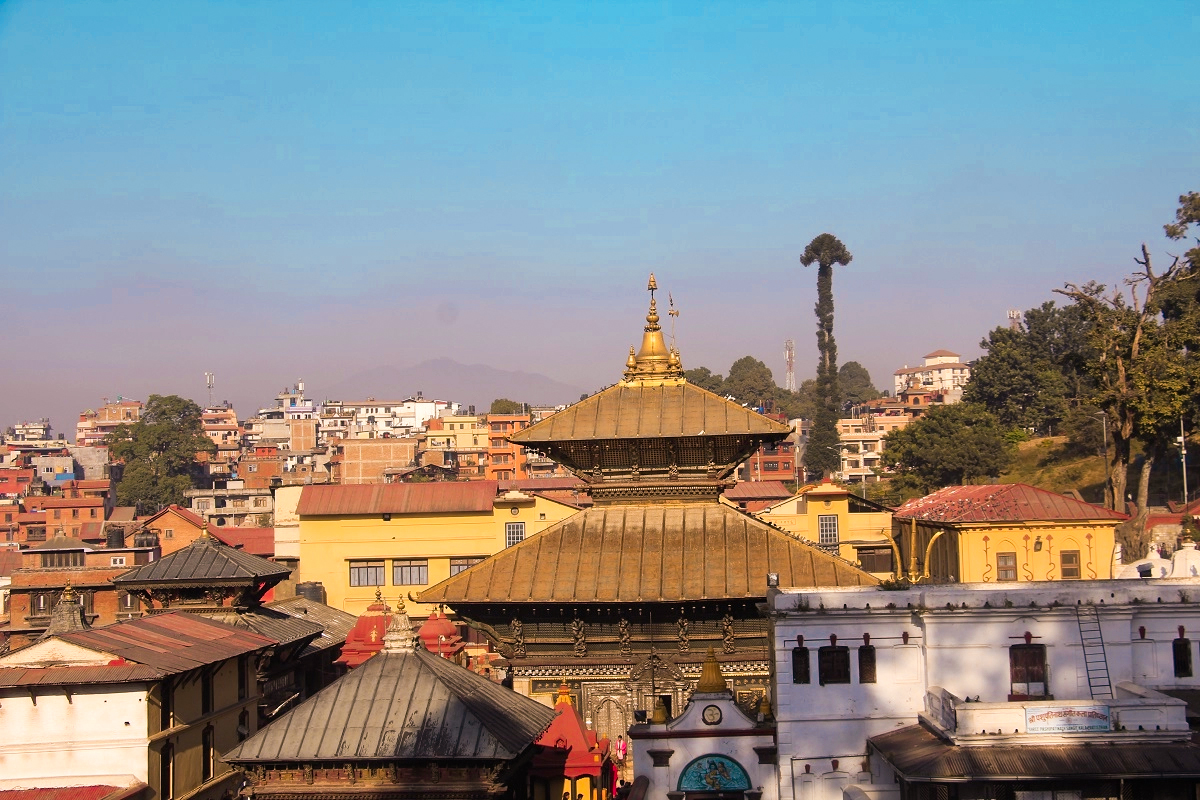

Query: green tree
<box><xmin>489</xmin><ymin>398</ymin><xmax>525</xmax><ymax>414</ymax></box>
<box><xmin>107</xmin><ymin>394</ymin><xmax>214</xmax><ymax>514</ymax></box>
<box><xmin>723</xmin><ymin>357</ymin><xmax>778</xmax><ymax>410</ymax></box>
<box><xmin>839</xmin><ymin>361</ymin><xmax>880</xmax><ymax>407</ymax></box>
<box><xmin>963</xmin><ymin>325</ymin><xmax>1068</xmax><ymax>434</ymax></box>
<box><xmin>800</xmin><ymin>233</ymin><xmax>853</xmax><ymax>477</ymax></box>
<box><xmin>881</xmin><ymin>403</ymin><xmax>1015</xmax><ymax>494</ymax></box>
<box><xmin>684</xmin><ymin>366</ymin><xmax>725</xmax><ymax>393</ymax></box>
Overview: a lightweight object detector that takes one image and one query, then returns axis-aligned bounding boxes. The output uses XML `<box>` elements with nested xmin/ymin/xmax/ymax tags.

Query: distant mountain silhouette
<box><xmin>326</xmin><ymin>358</ymin><xmax>588</xmax><ymax>412</ymax></box>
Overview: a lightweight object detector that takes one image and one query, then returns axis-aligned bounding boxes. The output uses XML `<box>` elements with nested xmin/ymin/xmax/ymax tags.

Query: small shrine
<box><xmin>335</xmin><ymin>590</ymin><xmax>393</xmax><ymax>668</ymax></box>
<box><xmin>531</xmin><ymin>682</ymin><xmax>617</xmax><ymax>800</ymax></box>
<box><xmin>628</xmin><ymin>649</ymin><xmax>774</xmax><ymax>800</ymax></box>
<box><xmin>418</xmin><ymin>605</ymin><xmax>466</xmax><ymax>662</ymax></box>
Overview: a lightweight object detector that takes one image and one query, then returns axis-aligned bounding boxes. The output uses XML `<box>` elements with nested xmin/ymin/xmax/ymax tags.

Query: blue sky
<box><xmin>1</xmin><ymin>1</ymin><xmax>1197</xmax><ymax>432</ymax></box>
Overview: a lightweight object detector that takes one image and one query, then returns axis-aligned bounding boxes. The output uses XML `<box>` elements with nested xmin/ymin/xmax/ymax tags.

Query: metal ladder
<box><xmin>1076</xmin><ymin>604</ymin><xmax>1113</xmax><ymax>699</ymax></box>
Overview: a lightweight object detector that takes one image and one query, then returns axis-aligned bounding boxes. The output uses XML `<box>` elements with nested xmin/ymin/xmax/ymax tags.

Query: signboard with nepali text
<box><xmin>1025</xmin><ymin>705</ymin><xmax>1111</xmax><ymax>733</ymax></box>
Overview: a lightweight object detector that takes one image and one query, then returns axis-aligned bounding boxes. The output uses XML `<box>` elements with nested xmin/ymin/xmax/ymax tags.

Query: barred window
<box><xmin>858</xmin><ymin>645</ymin><xmax>877</xmax><ymax>683</ymax></box>
<box><xmin>506</xmin><ymin>522</ymin><xmax>526</xmax><ymax>548</ymax></box>
<box><xmin>791</xmin><ymin>646</ymin><xmax>810</xmax><ymax>684</ymax></box>
<box><xmin>1174</xmin><ymin>637</ymin><xmax>1193</xmax><ymax>678</ymax></box>
<box><xmin>857</xmin><ymin>547</ymin><xmax>892</xmax><ymax>573</ymax></box>
<box><xmin>393</xmin><ymin>559</ymin><xmax>428</xmax><ymax>586</ymax></box>
<box><xmin>997</xmin><ymin>552</ymin><xmax>1017</xmax><ymax>582</ymax></box>
<box><xmin>1010</xmin><ymin>644</ymin><xmax>1048</xmax><ymax>698</ymax></box>
<box><xmin>349</xmin><ymin>560</ymin><xmax>385</xmax><ymax>587</ymax></box>
<box><xmin>817</xmin><ymin>515</ymin><xmax>839</xmax><ymax>545</ymax></box>
<box><xmin>1060</xmin><ymin>550</ymin><xmax>1081</xmax><ymax>579</ymax></box>
<box><xmin>818</xmin><ymin>645</ymin><xmax>851</xmax><ymax>685</ymax></box>
<box><xmin>450</xmin><ymin>557</ymin><xmax>484</xmax><ymax>576</ymax></box>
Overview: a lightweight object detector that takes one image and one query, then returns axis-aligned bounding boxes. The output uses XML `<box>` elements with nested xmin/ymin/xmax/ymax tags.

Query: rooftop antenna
<box><xmin>204</xmin><ymin>372</ymin><xmax>215</xmax><ymax>408</ymax></box>
<box><xmin>1007</xmin><ymin>309</ymin><xmax>1022</xmax><ymax>331</ymax></box>
<box><xmin>784</xmin><ymin>339</ymin><xmax>796</xmax><ymax>392</ymax></box>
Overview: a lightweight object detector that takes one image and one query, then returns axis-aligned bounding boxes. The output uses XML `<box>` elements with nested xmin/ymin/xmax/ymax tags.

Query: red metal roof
<box><xmin>0</xmin><ymin>785</ymin><xmax>147</xmax><ymax>800</ymax></box>
<box><xmin>0</xmin><ymin>664</ymin><xmax>163</xmax><ymax>686</ymax></box>
<box><xmin>723</xmin><ymin>480</ymin><xmax>793</xmax><ymax>500</ymax></box>
<box><xmin>27</xmin><ymin>497</ymin><xmax>105</xmax><ymax>508</ymax></box>
<box><xmin>212</xmin><ymin>527</ymin><xmax>275</xmax><ymax>557</ymax></box>
<box><xmin>297</xmin><ymin>481</ymin><xmax>499</xmax><ymax>517</ymax></box>
<box><xmin>895</xmin><ymin>484</ymin><xmax>1128</xmax><ymax>523</ymax></box>
<box><xmin>60</xmin><ymin>612</ymin><xmax>274</xmax><ymax>674</ymax></box>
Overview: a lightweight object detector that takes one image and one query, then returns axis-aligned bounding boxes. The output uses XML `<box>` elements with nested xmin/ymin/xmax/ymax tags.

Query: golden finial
<box><xmin>696</xmin><ymin>647</ymin><xmax>728</xmax><ymax>693</ymax></box>
<box><xmin>624</xmin><ymin>276</ymin><xmax>683</xmax><ymax>383</ymax></box>
<box><xmin>375</xmin><ymin>588</ymin><xmax>383</xmax><ymax>603</ymax></box>
<box><xmin>626</xmin><ymin>347</ymin><xmax>637</xmax><ymax>370</ymax></box>
<box><xmin>650</xmin><ymin>696</ymin><xmax>668</xmax><ymax>724</ymax></box>
<box><xmin>60</xmin><ymin>581</ymin><xmax>78</xmax><ymax>604</ymax></box>
<box><xmin>647</xmin><ymin>273</ymin><xmax>657</xmax><ymax>292</ymax></box>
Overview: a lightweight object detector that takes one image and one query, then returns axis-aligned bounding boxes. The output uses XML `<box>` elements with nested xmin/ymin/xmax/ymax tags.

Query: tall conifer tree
<box><xmin>800</xmin><ymin>233</ymin><xmax>852</xmax><ymax>478</ymax></box>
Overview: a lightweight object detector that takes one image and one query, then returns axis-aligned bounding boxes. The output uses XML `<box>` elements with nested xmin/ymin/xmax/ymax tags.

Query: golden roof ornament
<box><xmin>696</xmin><ymin>647</ymin><xmax>729</xmax><ymax>693</ymax></box>
<box><xmin>623</xmin><ymin>273</ymin><xmax>684</xmax><ymax>383</ymax></box>
<box><xmin>650</xmin><ymin>696</ymin><xmax>669</xmax><ymax>724</ymax></box>
<box><xmin>60</xmin><ymin>581</ymin><xmax>78</xmax><ymax>604</ymax></box>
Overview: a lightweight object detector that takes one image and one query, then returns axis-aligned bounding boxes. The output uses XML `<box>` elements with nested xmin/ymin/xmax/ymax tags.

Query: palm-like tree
<box><xmin>800</xmin><ymin>233</ymin><xmax>853</xmax><ymax>478</ymax></box>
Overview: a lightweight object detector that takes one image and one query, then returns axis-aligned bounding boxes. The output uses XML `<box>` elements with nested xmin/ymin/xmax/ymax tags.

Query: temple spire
<box><xmin>382</xmin><ymin>596</ymin><xmax>420</xmax><ymax>654</ymax></box>
<box><xmin>623</xmin><ymin>274</ymin><xmax>684</xmax><ymax>383</ymax></box>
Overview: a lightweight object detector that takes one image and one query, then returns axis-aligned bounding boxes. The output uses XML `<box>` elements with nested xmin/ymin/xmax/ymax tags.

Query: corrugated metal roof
<box><xmin>296</xmin><ymin>481</ymin><xmax>498</xmax><ymax>517</ymax></box>
<box><xmin>200</xmin><ymin>607</ymin><xmax>325</xmax><ymax>648</ymax></box>
<box><xmin>870</xmin><ymin>723</ymin><xmax>1200</xmax><ymax>780</ymax></box>
<box><xmin>419</xmin><ymin>503</ymin><xmax>877</xmax><ymax>606</ymax></box>
<box><xmin>223</xmin><ymin>647</ymin><xmax>556</xmax><ymax>763</ymax></box>
<box><xmin>267</xmin><ymin>597</ymin><xmax>357</xmax><ymax>655</ymax></box>
<box><xmin>212</xmin><ymin>527</ymin><xmax>275</xmax><ymax>557</ymax></box>
<box><xmin>113</xmin><ymin>533</ymin><xmax>290</xmax><ymax>585</ymax></box>
<box><xmin>0</xmin><ymin>785</ymin><xmax>146</xmax><ymax>800</ymax></box>
<box><xmin>60</xmin><ymin>612</ymin><xmax>274</xmax><ymax>674</ymax></box>
<box><xmin>894</xmin><ymin>484</ymin><xmax>1128</xmax><ymax>524</ymax></box>
<box><xmin>509</xmin><ymin>382</ymin><xmax>790</xmax><ymax>443</ymax></box>
<box><xmin>0</xmin><ymin>664</ymin><xmax>162</xmax><ymax>686</ymax></box>
<box><xmin>724</xmin><ymin>481</ymin><xmax>793</xmax><ymax>500</ymax></box>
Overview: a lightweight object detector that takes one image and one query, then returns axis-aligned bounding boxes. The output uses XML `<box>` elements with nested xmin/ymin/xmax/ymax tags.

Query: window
<box><xmin>72</xmin><ymin>508</ymin><xmax>79</xmax><ymax>519</ymax></box>
<box><xmin>506</xmin><ymin>522</ymin><xmax>526</xmax><ymax>548</ymax></box>
<box><xmin>41</xmin><ymin>551</ymin><xmax>85</xmax><ymax>568</ymax></box>
<box><xmin>201</xmin><ymin>725</ymin><xmax>214</xmax><ymax>782</ymax></box>
<box><xmin>997</xmin><ymin>552</ymin><xmax>1017</xmax><ymax>581</ymax></box>
<box><xmin>349</xmin><ymin>560</ymin><xmax>385</xmax><ymax>587</ymax></box>
<box><xmin>81</xmin><ymin>591</ymin><xmax>94</xmax><ymax>616</ymax></box>
<box><xmin>119</xmin><ymin>591</ymin><xmax>140</xmax><ymax>612</ymax></box>
<box><xmin>1010</xmin><ymin>644</ymin><xmax>1048</xmax><ymax>699</ymax></box>
<box><xmin>393</xmin><ymin>559</ymin><xmax>428</xmax><ymax>586</ymax></box>
<box><xmin>857</xmin><ymin>547</ymin><xmax>893</xmax><ymax>573</ymax></box>
<box><xmin>817</xmin><ymin>515</ymin><xmax>839</xmax><ymax>545</ymax></box>
<box><xmin>31</xmin><ymin>592</ymin><xmax>52</xmax><ymax>615</ymax></box>
<box><xmin>53</xmin><ymin>509</ymin><xmax>61</xmax><ymax>519</ymax></box>
<box><xmin>90</xmin><ymin>508</ymin><xmax>97</xmax><ymax>518</ymax></box>
<box><xmin>1060</xmin><ymin>550</ymin><xmax>1081</xmax><ymax>579</ymax></box>
<box><xmin>450</xmin><ymin>557</ymin><xmax>484</xmax><ymax>576</ymax></box>
<box><xmin>791</xmin><ymin>646</ymin><xmax>811</xmax><ymax>684</ymax></box>
<box><xmin>254</xmin><ymin>497</ymin><xmax>268</xmax><ymax>508</ymax></box>
<box><xmin>160</xmin><ymin>742</ymin><xmax>174</xmax><ymax>800</ymax></box>
<box><xmin>1174</xmin><ymin>637</ymin><xmax>1193</xmax><ymax>678</ymax></box>
<box><xmin>163</xmin><ymin>529</ymin><xmax>174</xmax><ymax>539</ymax></box>
<box><xmin>111</xmin><ymin>556</ymin><xmax>127</xmax><ymax>567</ymax></box>
<box><xmin>818</xmin><ymin>645</ymin><xmax>851</xmax><ymax>685</ymax></box>
<box><xmin>859</xmin><ymin>645</ymin><xmax>877</xmax><ymax>683</ymax></box>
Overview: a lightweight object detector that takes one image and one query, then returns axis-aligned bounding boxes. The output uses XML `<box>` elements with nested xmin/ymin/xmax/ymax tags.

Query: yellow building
<box><xmin>754</xmin><ymin>480</ymin><xmax>896</xmax><ymax>575</ymax></box>
<box><xmin>891</xmin><ymin>483</ymin><xmax>1125</xmax><ymax>583</ymax></box>
<box><xmin>295</xmin><ymin>480</ymin><xmax>578</xmax><ymax>614</ymax></box>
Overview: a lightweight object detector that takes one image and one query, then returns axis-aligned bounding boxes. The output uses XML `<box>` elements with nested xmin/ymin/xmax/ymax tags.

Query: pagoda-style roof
<box><xmin>508</xmin><ymin>276</ymin><xmax>790</xmax><ymax>492</ymax></box>
<box><xmin>224</xmin><ymin>605</ymin><xmax>556</xmax><ymax>764</ymax></box>
<box><xmin>114</xmin><ymin>531</ymin><xmax>291</xmax><ymax>588</ymax></box>
<box><xmin>419</xmin><ymin>502</ymin><xmax>877</xmax><ymax>606</ymax></box>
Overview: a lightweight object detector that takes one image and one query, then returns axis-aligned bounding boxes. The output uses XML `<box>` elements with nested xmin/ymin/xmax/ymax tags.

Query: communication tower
<box><xmin>784</xmin><ymin>339</ymin><xmax>796</xmax><ymax>392</ymax></box>
<box><xmin>1007</xmin><ymin>309</ymin><xmax>1022</xmax><ymax>330</ymax></box>
<box><xmin>204</xmin><ymin>372</ymin><xmax>215</xmax><ymax>408</ymax></box>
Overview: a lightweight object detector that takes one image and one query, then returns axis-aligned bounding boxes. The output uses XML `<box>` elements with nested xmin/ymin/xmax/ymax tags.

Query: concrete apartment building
<box><xmin>330</xmin><ymin>437</ymin><xmax>420</xmax><ymax>484</ymax></box>
<box><xmin>76</xmin><ymin>398</ymin><xmax>142</xmax><ymax>446</ymax></box>
<box><xmin>186</xmin><ymin>478</ymin><xmax>274</xmax><ymax>528</ymax></box>
<box><xmin>318</xmin><ymin>395</ymin><xmax>457</xmax><ymax>441</ymax></box>
<box><xmin>485</xmin><ymin>412</ymin><xmax>530</xmax><ymax>480</ymax></box>
<box><xmin>421</xmin><ymin>414</ymin><xmax>489</xmax><ymax>478</ymax></box>
<box><xmin>892</xmin><ymin>348</ymin><xmax>972</xmax><ymax>396</ymax></box>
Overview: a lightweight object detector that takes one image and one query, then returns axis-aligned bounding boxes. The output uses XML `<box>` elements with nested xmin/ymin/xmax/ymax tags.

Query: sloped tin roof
<box><xmin>508</xmin><ymin>381</ymin><xmax>790</xmax><ymax>444</ymax></box>
<box><xmin>724</xmin><ymin>481</ymin><xmax>793</xmax><ymax>500</ymax></box>
<box><xmin>296</xmin><ymin>481</ymin><xmax>498</xmax><ymax>517</ymax></box>
<box><xmin>894</xmin><ymin>484</ymin><xmax>1128</xmax><ymax>524</ymax></box>
<box><xmin>201</xmin><ymin>606</ymin><xmax>325</xmax><ymax>649</ymax></box>
<box><xmin>114</xmin><ymin>533</ymin><xmax>290</xmax><ymax>585</ymax></box>
<box><xmin>222</xmin><ymin>646</ymin><xmax>556</xmax><ymax>763</ymax></box>
<box><xmin>419</xmin><ymin>503</ymin><xmax>877</xmax><ymax>605</ymax></box>
<box><xmin>267</xmin><ymin>596</ymin><xmax>358</xmax><ymax>656</ymax></box>
<box><xmin>871</xmin><ymin>723</ymin><xmax>1200</xmax><ymax>780</ymax></box>
<box><xmin>0</xmin><ymin>664</ymin><xmax>162</xmax><ymax>686</ymax></box>
<box><xmin>59</xmin><ymin>612</ymin><xmax>274</xmax><ymax>674</ymax></box>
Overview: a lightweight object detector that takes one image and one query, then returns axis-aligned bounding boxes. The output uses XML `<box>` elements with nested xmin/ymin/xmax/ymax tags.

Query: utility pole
<box><xmin>1096</xmin><ymin>413</ymin><xmax>1111</xmax><ymax>510</ymax></box>
<box><xmin>1180</xmin><ymin>416</ymin><xmax>1189</xmax><ymax>507</ymax></box>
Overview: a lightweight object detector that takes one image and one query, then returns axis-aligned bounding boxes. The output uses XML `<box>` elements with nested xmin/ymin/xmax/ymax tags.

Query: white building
<box><xmin>892</xmin><ymin>349</ymin><xmax>971</xmax><ymax>396</ymax></box>
<box><xmin>318</xmin><ymin>395</ymin><xmax>457</xmax><ymax>440</ymax></box>
<box><xmin>769</xmin><ymin>569</ymin><xmax>1200</xmax><ymax>800</ymax></box>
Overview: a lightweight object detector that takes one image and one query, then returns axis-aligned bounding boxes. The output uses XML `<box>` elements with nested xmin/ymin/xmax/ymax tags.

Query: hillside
<box><xmin>999</xmin><ymin>437</ymin><xmax>1107</xmax><ymax>506</ymax></box>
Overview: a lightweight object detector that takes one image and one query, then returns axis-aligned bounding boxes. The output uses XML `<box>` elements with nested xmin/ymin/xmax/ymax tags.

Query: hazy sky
<box><xmin>1</xmin><ymin>1</ymin><xmax>1197</xmax><ymax>436</ymax></box>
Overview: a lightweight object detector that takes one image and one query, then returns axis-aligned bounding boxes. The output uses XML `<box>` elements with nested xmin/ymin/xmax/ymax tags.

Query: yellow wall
<box><xmin>898</xmin><ymin>520</ymin><xmax>1118</xmax><ymax>583</ymax></box>
<box><xmin>298</xmin><ymin>494</ymin><xmax>577</xmax><ymax>614</ymax></box>
<box><xmin>756</xmin><ymin>489</ymin><xmax>894</xmax><ymax>575</ymax></box>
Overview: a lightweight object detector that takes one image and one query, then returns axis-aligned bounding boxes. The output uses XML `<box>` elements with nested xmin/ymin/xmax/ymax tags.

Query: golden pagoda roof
<box><xmin>510</xmin><ymin>275</ymin><xmax>790</xmax><ymax>445</ymax></box>
<box><xmin>418</xmin><ymin>502</ymin><xmax>878</xmax><ymax>606</ymax></box>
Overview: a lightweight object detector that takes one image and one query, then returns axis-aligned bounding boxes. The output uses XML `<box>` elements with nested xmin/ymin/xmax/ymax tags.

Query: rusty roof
<box><xmin>212</xmin><ymin>527</ymin><xmax>275</xmax><ymax>557</ymax></box>
<box><xmin>508</xmin><ymin>382</ymin><xmax>790</xmax><ymax>444</ymax></box>
<box><xmin>200</xmin><ymin>606</ymin><xmax>325</xmax><ymax>649</ymax></box>
<box><xmin>267</xmin><ymin>596</ymin><xmax>357</xmax><ymax>656</ymax></box>
<box><xmin>59</xmin><ymin>612</ymin><xmax>274</xmax><ymax>673</ymax></box>
<box><xmin>894</xmin><ymin>484</ymin><xmax>1128</xmax><ymax>524</ymax></box>
<box><xmin>723</xmin><ymin>481</ymin><xmax>793</xmax><ymax>500</ymax></box>
<box><xmin>0</xmin><ymin>664</ymin><xmax>163</xmax><ymax>686</ymax></box>
<box><xmin>870</xmin><ymin>723</ymin><xmax>1200</xmax><ymax>780</ymax></box>
<box><xmin>296</xmin><ymin>481</ymin><xmax>498</xmax><ymax>517</ymax></box>
<box><xmin>0</xmin><ymin>785</ymin><xmax>147</xmax><ymax>800</ymax></box>
<box><xmin>223</xmin><ymin>646</ymin><xmax>556</xmax><ymax>763</ymax></box>
<box><xmin>113</xmin><ymin>532</ymin><xmax>290</xmax><ymax>586</ymax></box>
<box><xmin>419</xmin><ymin>503</ymin><xmax>877</xmax><ymax>606</ymax></box>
